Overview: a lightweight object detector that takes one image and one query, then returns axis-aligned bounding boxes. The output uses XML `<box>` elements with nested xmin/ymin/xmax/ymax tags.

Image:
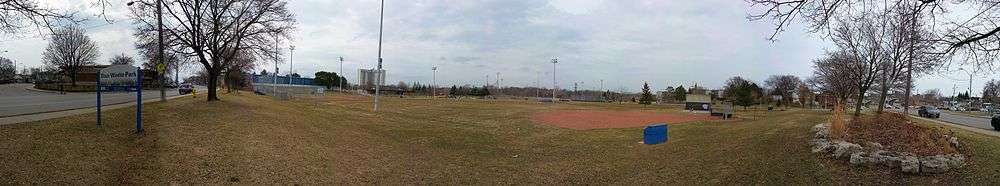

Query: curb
<box><xmin>24</xmin><ymin>87</ymin><xmax>69</xmax><ymax>94</ymax></box>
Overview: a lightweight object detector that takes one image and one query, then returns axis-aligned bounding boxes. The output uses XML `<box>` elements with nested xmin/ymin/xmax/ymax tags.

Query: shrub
<box><xmin>845</xmin><ymin>113</ymin><xmax>957</xmax><ymax>156</ymax></box>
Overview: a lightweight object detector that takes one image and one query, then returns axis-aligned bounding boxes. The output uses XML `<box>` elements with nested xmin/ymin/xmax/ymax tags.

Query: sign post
<box><xmin>97</xmin><ymin>65</ymin><xmax>144</xmax><ymax>133</ymax></box>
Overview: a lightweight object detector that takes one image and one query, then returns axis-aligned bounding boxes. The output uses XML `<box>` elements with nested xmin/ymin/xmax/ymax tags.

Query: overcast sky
<box><xmin>0</xmin><ymin>0</ymin><xmax>993</xmax><ymax>95</ymax></box>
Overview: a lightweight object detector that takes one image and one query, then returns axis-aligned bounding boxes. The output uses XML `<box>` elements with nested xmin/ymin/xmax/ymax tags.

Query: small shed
<box><xmin>685</xmin><ymin>94</ymin><xmax>712</xmax><ymax>111</ymax></box>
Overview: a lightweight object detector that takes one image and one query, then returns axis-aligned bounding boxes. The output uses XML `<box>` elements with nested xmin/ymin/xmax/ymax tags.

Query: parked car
<box><xmin>992</xmin><ymin>114</ymin><xmax>999</xmax><ymax>131</ymax></box>
<box><xmin>918</xmin><ymin>106</ymin><xmax>941</xmax><ymax>118</ymax></box>
<box><xmin>178</xmin><ymin>84</ymin><xmax>193</xmax><ymax>95</ymax></box>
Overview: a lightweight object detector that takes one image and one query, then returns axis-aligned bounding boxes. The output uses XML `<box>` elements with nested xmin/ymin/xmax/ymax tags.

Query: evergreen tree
<box><xmin>482</xmin><ymin>85</ymin><xmax>491</xmax><ymax>96</ymax></box>
<box><xmin>640</xmin><ymin>82</ymin><xmax>654</xmax><ymax>105</ymax></box>
<box><xmin>673</xmin><ymin>86</ymin><xmax>687</xmax><ymax>101</ymax></box>
<box><xmin>450</xmin><ymin>85</ymin><xmax>458</xmax><ymax>95</ymax></box>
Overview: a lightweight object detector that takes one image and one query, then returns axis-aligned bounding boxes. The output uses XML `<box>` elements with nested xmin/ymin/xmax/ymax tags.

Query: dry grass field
<box><xmin>1</xmin><ymin>93</ymin><xmax>999</xmax><ymax>184</ymax></box>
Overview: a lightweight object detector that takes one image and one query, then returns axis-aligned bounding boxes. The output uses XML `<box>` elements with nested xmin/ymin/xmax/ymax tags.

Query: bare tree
<box><xmin>810</xmin><ymin>50</ymin><xmax>858</xmax><ymax>107</ymax></box>
<box><xmin>0</xmin><ymin>57</ymin><xmax>14</xmax><ymax>83</ymax></box>
<box><xmin>1</xmin><ymin>0</ymin><xmax>117</xmax><ymax>35</ymax></box>
<box><xmin>0</xmin><ymin>0</ymin><xmax>76</xmax><ymax>35</ymax></box>
<box><xmin>748</xmin><ymin>0</ymin><xmax>1000</xmax><ymax>70</ymax></box>
<box><xmin>41</xmin><ymin>26</ymin><xmax>99</xmax><ymax>86</ymax></box>
<box><xmin>873</xmin><ymin>3</ymin><xmax>940</xmax><ymax>113</ymax></box>
<box><xmin>223</xmin><ymin>50</ymin><xmax>256</xmax><ymax>92</ymax></box>
<box><xmin>134</xmin><ymin>28</ymin><xmax>185</xmax><ymax>80</ymax></box>
<box><xmin>765</xmin><ymin>75</ymin><xmax>800</xmax><ymax>107</ymax></box>
<box><xmin>109</xmin><ymin>53</ymin><xmax>136</xmax><ymax>66</ymax></box>
<box><xmin>129</xmin><ymin>0</ymin><xmax>296</xmax><ymax>101</ymax></box>
<box><xmin>831</xmin><ymin>13</ymin><xmax>892</xmax><ymax>116</ymax></box>
<box><xmin>985</xmin><ymin>80</ymin><xmax>1000</xmax><ymax>104</ymax></box>
<box><xmin>919</xmin><ymin>88</ymin><xmax>943</xmax><ymax>106</ymax></box>
<box><xmin>797</xmin><ymin>83</ymin><xmax>815</xmax><ymax>107</ymax></box>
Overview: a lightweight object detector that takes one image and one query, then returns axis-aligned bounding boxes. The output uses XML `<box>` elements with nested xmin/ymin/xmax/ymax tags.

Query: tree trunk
<box><xmin>207</xmin><ymin>69</ymin><xmax>220</xmax><ymax>101</ymax></box>
<box><xmin>854</xmin><ymin>89</ymin><xmax>866</xmax><ymax>116</ymax></box>
<box><xmin>70</xmin><ymin>70</ymin><xmax>77</xmax><ymax>86</ymax></box>
<box><xmin>876</xmin><ymin>78</ymin><xmax>889</xmax><ymax>113</ymax></box>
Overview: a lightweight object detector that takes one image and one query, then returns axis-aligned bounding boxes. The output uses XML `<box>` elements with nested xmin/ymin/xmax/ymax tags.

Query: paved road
<box><xmin>905</xmin><ymin>109</ymin><xmax>996</xmax><ymax>131</ymax></box>
<box><xmin>0</xmin><ymin>84</ymin><xmax>187</xmax><ymax>117</ymax></box>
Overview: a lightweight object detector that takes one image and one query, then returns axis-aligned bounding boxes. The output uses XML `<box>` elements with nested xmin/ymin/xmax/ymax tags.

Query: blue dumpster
<box><xmin>644</xmin><ymin>123</ymin><xmax>668</xmax><ymax>144</ymax></box>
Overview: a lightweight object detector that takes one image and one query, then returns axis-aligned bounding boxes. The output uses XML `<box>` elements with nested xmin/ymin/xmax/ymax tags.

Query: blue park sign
<box><xmin>97</xmin><ymin>65</ymin><xmax>143</xmax><ymax>133</ymax></box>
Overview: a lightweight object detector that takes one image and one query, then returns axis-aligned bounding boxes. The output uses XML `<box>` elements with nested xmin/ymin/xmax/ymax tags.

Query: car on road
<box><xmin>178</xmin><ymin>84</ymin><xmax>194</xmax><ymax>95</ymax></box>
<box><xmin>992</xmin><ymin>114</ymin><xmax>999</xmax><ymax>131</ymax></box>
<box><xmin>918</xmin><ymin>106</ymin><xmax>941</xmax><ymax>118</ymax></box>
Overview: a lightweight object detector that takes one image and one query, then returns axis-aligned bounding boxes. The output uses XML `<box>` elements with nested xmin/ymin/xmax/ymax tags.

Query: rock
<box><xmin>944</xmin><ymin>154</ymin><xmax>966</xmax><ymax>168</ymax></box>
<box><xmin>867</xmin><ymin>142</ymin><xmax>883</xmax><ymax>149</ymax></box>
<box><xmin>901</xmin><ymin>156</ymin><xmax>920</xmax><ymax>173</ymax></box>
<box><xmin>832</xmin><ymin>141</ymin><xmax>862</xmax><ymax>158</ymax></box>
<box><xmin>812</xmin><ymin>123</ymin><xmax>829</xmax><ymax>133</ymax></box>
<box><xmin>849</xmin><ymin>152</ymin><xmax>870</xmax><ymax>166</ymax></box>
<box><xmin>921</xmin><ymin>156</ymin><xmax>951</xmax><ymax>173</ymax></box>
<box><xmin>869</xmin><ymin>150</ymin><xmax>902</xmax><ymax>168</ymax></box>
<box><xmin>949</xmin><ymin>136</ymin><xmax>961</xmax><ymax>149</ymax></box>
<box><xmin>811</xmin><ymin>139</ymin><xmax>832</xmax><ymax>153</ymax></box>
<box><xmin>812</xmin><ymin>124</ymin><xmax>830</xmax><ymax>139</ymax></box>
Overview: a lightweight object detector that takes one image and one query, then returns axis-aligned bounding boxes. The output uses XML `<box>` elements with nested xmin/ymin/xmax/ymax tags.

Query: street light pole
<box><xmin>551</xmin><ymin>58</ymin><xmax>558</xmax><ymax>102</ymax></box>
<box><xmin>289</xmin><ymin>45</ymin><xmax>294</xmax><ymax>85</ymax></box>
<box><xmin>374</xmin><ymin>0</ymin><xmax>385</xmax><ymax>112</ymax></box>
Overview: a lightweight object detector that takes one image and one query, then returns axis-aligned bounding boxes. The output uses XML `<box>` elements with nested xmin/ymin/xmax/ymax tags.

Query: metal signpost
<box><xmin>97</xmin><ymin>65</ymin><xmax>144</xmax><ymax>133</ymax></box>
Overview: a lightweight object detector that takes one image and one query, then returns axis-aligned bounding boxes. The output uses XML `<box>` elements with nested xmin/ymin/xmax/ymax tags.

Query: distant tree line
<box><xmin>448</xmin><ymin>85</ymin><xmax>491</xmax><ymax>97</ymax></box>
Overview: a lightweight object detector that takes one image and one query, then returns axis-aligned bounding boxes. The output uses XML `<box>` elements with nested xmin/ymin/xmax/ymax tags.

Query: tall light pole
<box><xmin>551</xmin><ymin>58</ymin><xmax>558</xmax><ymax>102</ymax></box>
<box><xmin>600</xmin><ymin>79</ymin><xmax>604</xmax><ymax>92</ymax></box>
<box><xmin>432</xmin><ymin>66</ymin><xmax>437</xmax><ymax>97</ymax></box>
<box><xmin>289</xmin><ymin>45</ymin><xmax>295</xmax><ymax>85</ymax></box>
<box><xmin>374</xmin><ymin>0</ymin><xmax>385</xmax><ymax>112</ymax></box>
<box><xmin>339</xmin><ymin>57</ymin><xmax>344</xmax><ymax>91</ymax></box>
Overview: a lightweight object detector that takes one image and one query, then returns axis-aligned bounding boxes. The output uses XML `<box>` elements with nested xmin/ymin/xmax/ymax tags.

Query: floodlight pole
<box><xmin>432</xmin><ymin>66</ymin><xmax>437</xmax><ymax>97</ymax></box>
<box><xmin>374</xmin><ymin>0</ymin><xmax>385</xmax><ymax>112</ymax></box>
<box><xmin>339</xmin><ymin>57</ymin><xmax>344</xmax><ymax>91</ymax></box>
<box><xmin>551</xmin><ymin>58</ymin><xmax>558</xmax><ymax>102</ymax></box>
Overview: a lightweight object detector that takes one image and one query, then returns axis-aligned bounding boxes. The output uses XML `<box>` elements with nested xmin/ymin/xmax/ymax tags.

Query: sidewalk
<box><xmin>0</xmin><ymin>93</ymin><xmax>194</xmax><ymax>125</ymax></box>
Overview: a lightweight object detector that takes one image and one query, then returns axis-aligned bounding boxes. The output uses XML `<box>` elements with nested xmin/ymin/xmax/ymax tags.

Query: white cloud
<box><xmin>1</xmin><ymin>0</ymin><xmax>977</xmax><ymax>93</ymax></box>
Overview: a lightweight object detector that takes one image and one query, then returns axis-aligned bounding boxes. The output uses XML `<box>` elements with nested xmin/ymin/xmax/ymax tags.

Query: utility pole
<box><xmin>432</xmin><ymin>66</ymin><xmax>437</xmax><ymax>97</ymax></box>
<box><xmin>496</xmin><ymin>72</ymin><xmax>501</xmax><ymax>95</ymax></box>
<box><xmin>551</xmin><ymin>58</ymin><xmax>558</xmax><ymax>102</ymax></box>
<box><xmin>339</xmin><ymin>57</ymin><xmax>344</xmax><ymax>91</ymax></box>
<box><xmin>953</xmin><ymin>84</ymin><xmax>957</xmax><ymax>108</ymax></box>
<box><xmin>373</xmin><ymin>0</ymin><xmax>385</xmax><ymax>112</ymax></box>
<box><xmin>157</xmin><ymin>0</ymin><xmax>165</xmax><ymax>102</ymax></box>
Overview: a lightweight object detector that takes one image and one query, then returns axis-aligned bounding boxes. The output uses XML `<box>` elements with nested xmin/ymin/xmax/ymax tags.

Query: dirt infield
<box><xmin>532</xmin><ymin>111</ymin><xmax>718</xmax><ymax>130</ymax></box>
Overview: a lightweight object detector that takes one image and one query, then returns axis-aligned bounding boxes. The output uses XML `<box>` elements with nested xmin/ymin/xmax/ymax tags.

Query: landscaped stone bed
<box><xmin>810</xmin><ymin>123</ymin><xmax>966</xmax><ymax>174</ymax></box>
